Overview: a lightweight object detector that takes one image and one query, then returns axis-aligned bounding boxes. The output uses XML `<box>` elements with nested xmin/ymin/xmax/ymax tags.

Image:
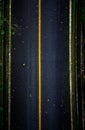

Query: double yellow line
<box><xmin>38</xmin><ymin>0</ymin><xmax>42</xmax><ymax>130</ymax></box>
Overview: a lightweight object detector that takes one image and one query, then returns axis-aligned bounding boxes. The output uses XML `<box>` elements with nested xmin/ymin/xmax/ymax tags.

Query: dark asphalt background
<box><xmin>11</xmin><ymin>0</ymin><xmax>70</xmax><ymax>130</ymax></box>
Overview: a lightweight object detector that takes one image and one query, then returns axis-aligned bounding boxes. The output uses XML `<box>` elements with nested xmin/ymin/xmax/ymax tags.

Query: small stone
<box><xmin>23</xmin><ymin>63</ymin><xmax>26</xmax><ymax>66</ymax></box>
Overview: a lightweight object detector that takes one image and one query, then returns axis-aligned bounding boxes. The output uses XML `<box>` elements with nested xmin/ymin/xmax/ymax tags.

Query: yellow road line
<box><xmin>38</xmin><ymin>0</ymin><xmax>42</xmax><ymax>130</ymax></box>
